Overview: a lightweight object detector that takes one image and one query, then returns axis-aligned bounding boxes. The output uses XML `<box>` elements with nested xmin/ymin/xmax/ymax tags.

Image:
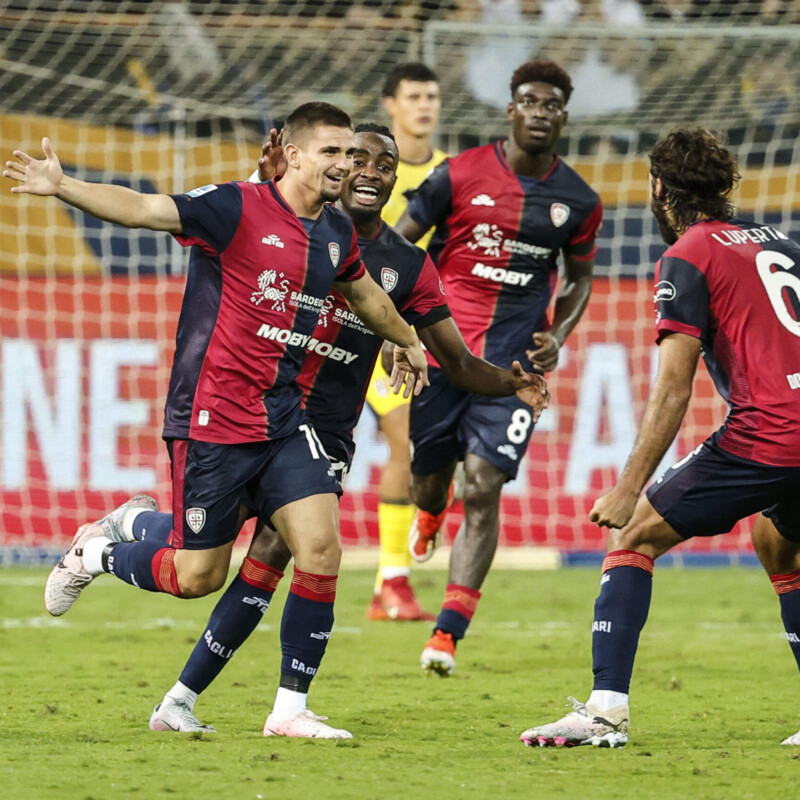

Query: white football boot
<box><xmin>149</xmin><ymin>698</ymin><xmax>216</xmax><ymax>733</ymax></box>
<box><xmin>263</xmin><ymin>710</ymin><xmax>352</xmax><ymax>739</ymax></box>
<box><xmin>96</xmin><ymin>494</ymin><xmax>158</xmax><ymax>542</ymax></box>
<box><xmin>520</xmin><ymin>697</ymin><xmax>629</xmax><ymax>748</ymax></box>
<box><xmin>44</xmin><ymin>522</ymin><xmax>106</xmax><ymax>616</ymax></box>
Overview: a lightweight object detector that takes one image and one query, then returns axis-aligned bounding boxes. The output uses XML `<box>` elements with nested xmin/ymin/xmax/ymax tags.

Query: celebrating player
<box><xmin>364</xmin><ymin>63</ymin><xmax>450</xmax><ymax>622</ymax></box>
<box><xmin>520</xmin><ymin>128</ymin><xmax>800</xmax><ymax>748</ymax></box>
<box><xmin>5</xmin><ymin>102</ymin><xmax>431</xmax><ymax>739</ymax></box>
<box><xmin>394</xmin><ymin>59</ymin><xmax>602</xmax><ymax>676</ymax></box>
<box><xmin>109</xmin><ymin>124</ymin><xmax>546</xmax><ymax>733</ymax></box>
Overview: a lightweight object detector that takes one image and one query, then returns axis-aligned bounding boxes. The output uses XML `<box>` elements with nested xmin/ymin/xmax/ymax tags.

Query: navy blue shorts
<box><xmin>646</xmin><ymin>430</ymin><xmax>800</xmax><ymax>543</ymax></box>
<box><xmin>409</xmin><ymin>367</ymin><xmax>535</xmax><ymax>480</ymax></box>
<box><xmin>168</xmin><ymin>426</ymin><xmax>342</xmax><ymax>550</ymax></box>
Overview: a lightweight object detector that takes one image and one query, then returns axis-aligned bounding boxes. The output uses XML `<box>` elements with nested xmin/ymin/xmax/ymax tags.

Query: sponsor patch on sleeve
<box><xmin>186</xmin><ymin>184</ymin><xmax>218</xmax><ymax>198</ymax></box>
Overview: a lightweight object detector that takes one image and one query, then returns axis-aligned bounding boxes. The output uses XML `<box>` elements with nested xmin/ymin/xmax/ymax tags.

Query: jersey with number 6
<box><xmin>654</xmin><ymin>218</ymin><xmax>800</xmax><ymax>467</ymax></box>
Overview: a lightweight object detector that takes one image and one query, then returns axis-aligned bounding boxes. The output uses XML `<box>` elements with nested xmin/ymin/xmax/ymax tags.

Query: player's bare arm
<box><xmin>5</xmin><ymin>137</ymin><xmax>182</xmax><ymax>233</ymax></box>
<box><xmin>527</xmin><ymin>253</ymin><xmax>594</xmax><ymax>373</ymax></box>
<box><xmin>393</xmin><ymin>208</ymin><xmax>429</xmax><ymax>244</ymax></box>
<box><xmin>420</xmin><ymin>316</ymin><xmax>549</xmax><ymax>421</ymax></box>
<box><xmin>590</xmin><ymin>332</ymin><xmax>701</xmax><ymax>529</ymax></box>
<box><xmin>336</xmin><ymin>270</ymin><xmax>429</xmax><ymax>396</ymax></box>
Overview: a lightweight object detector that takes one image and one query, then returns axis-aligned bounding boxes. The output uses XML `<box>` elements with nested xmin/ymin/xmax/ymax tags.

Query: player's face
<box><xmin>297</xmin><ymin>125</ymin><xmax>355</xmax><ymax>203</ymax></box>
<box><xmin>384</xmin><ymin>80</ymin><xmax>442</xmax><ymax>139</ymax></box>
<box><xmin>650</xmin><ymin>175</ymin><xmax>679</xmax><ymax>245</ymax></box>
<box><xmin>507</xmin><ymin>82</ymin><xmax>567</xmax><ymax>155</ymax></box>
<box><xmin>340</xmin><ymin>132</ymin><xmax>398</xmax><ymax>220</ymax></box>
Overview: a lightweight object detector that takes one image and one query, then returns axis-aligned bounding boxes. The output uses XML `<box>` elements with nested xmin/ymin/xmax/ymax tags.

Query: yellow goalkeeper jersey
<box><xmin>381</xmin><ymin>148</ymin><xmax>448</xmax><ymax>250</ymax></box>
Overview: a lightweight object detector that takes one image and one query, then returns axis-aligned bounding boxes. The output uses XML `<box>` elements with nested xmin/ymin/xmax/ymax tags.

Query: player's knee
<box><xmin>462</xmin><ymin>470</ymin><xmax>504</xmax><ymax>511</ymax></box>
<box><xmin>249</xmin><ymin>524</ymin><xmax>293</xmax><ymax>571</ymax></box>
<box><xmin>175</xmin><ymin>561</ymin><xmax>227</xmax><ymax>598</ymax></box>
<box><xmin>294</xmin><ymin>535</ymin><xmax>342</xmax><ymax>574</ymax></box>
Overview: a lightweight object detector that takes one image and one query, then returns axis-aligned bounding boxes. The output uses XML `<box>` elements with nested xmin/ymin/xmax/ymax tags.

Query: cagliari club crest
<box><xmin>328</xmin><ymin>242</ymin><xmax>340</xmax><ymax>267</ymax></box>
<box><xmin>550</xmin><ymin>202</ymin><xmax>570</xmax><ymax>228</ymax></box>
<box><xmin>186</xmin><ymin>507</ymin><xmax>206</xmax><ymax>533</ymax></box>
<box><xmin>380</xmin><ymin>267</ymin><xmax>398</xmax><ymax>292</ymax></box>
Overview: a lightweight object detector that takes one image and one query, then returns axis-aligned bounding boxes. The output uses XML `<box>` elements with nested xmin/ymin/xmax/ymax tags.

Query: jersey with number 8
<box><xmin>654</xmin><ymin>218</ymin><xmax>800</xmax><ymax>467</ymax></box>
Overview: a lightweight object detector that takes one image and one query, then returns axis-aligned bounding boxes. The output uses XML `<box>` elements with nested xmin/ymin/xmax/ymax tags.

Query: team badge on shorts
<box><xmin>328</xmin><ymin>242</ymin><xmax>340</xmax><ymax>268</ymax></box>
<box><xmin>380</xmin><ymin>267</ymin><xmax>398</xmax><ymax>292</ymax></box>
<box><xmin>186</xmin><ymin>507</ymin><xmax>206</xmax><ymax>533</ymax></box>
<box><xmin>550</xmin><ymin>203</ymin><xmax>570</xmax><ymax>228</ymax></box>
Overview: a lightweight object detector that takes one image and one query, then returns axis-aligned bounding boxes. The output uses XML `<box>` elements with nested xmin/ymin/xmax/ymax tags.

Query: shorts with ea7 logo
<box><xmin>167</xmin><ymin>427</ymin><xmax>342</xmax><ymax>550</ymax></box>
<box><xmin>647</xmin><ymin>429</ymin><xmax>800</xmax><ymax>542</ymax></box>
<box><xmin>409</xmin><ymin>366</ymin><xmax>535</xmax><ymax>481</ymax></box>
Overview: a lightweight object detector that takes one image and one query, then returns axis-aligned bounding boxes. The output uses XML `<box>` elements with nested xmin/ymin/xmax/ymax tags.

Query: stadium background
<box><xmin>2</xmin><ymin>0</ymin><xmax>799</xmax><ymax>564</ymax></box>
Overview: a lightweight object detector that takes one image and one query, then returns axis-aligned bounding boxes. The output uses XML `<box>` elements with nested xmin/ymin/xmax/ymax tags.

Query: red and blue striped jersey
<box><xmin>298</xmin><ymin>222</ymin><xmax>449</xmax><ymax>455</ymax></box>
<box><xmin>655</xmin><ymin>219</ymin><xmax>800</xmax><ymax>466</ymax></box>
<box><xmin>163</xmin><ymin>179</ymin><xmax>364</xmax><ymax>444</ymax></box>
<box><xmin>406</xmin><ymin>141</ymin><xmax>602</xmax><ymax>368</ymax></box>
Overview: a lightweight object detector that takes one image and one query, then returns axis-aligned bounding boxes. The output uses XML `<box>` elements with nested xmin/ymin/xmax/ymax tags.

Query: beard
<box><xmin>651</xmin><ymin>198</ymin><xmax>678</xmax><ymax>245</ymax></box>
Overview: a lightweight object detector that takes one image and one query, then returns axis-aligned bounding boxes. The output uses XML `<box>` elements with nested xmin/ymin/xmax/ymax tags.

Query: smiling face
<box><xmin>507</xmin><ymin>81</ymin><xmax>567</xmax><ymax>155</ymax></box>
<box><xmin>384</xmin><ymin>79</ymin><xmax>442</xmax><ymax>140</ymax></box>
<box><xmin>340</xmin><ymin>131</ymin><xmax>398</xmax><ymax>223</ymax></box>
<box><xmin>290</xmin><ymin>124</ymin><xmax>355</xmax><ymax>204</ymax></box>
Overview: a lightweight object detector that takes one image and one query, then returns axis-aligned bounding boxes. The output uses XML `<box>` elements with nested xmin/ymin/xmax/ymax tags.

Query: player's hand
<box><xmin>257</xmin><ymin>128</ymin><xmax>285</xmax><ymax>181</ymax></box>
<box><xmin>510</xmin><ymin>361</ymin><xmax>549</xmax><ymax>422</ymax></box>
<box><xmin>589</xmin><ymin>486</ymin><xmax>639</xmax><ymax>530</ymax></box>
<box><xmin>526</xmin><ymin>331</ymin><xmax>561</xmax><ymax>373</ymax></box>
<box><xmin>379</xmin><ymin>340</ymin><xmax>394</xmax><ymax>375</ymax></box>
<box><xmin>390</xmin><ymin>341</ymin><xmax>430</xmax><ymax>398</ymax></box>
<box><xmin>4</xmin><ymin>137</ymin><xmax>63</xmax><ymax>196</ymax></box>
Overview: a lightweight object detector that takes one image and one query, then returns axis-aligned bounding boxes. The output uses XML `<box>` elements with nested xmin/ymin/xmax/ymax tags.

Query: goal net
<box><xmin>1</xmin><ymin>1</ymin><xmax>798</xmax><ymax>561</ymax></box>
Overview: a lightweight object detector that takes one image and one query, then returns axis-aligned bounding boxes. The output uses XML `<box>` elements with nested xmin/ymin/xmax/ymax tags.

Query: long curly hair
<box><xmin>649</xmin><ymin>128</ymin><xmax>740</xmax><ymax>230</ymax></box>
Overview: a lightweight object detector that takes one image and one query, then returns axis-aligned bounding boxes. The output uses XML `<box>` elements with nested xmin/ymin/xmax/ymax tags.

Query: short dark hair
<box><xmin>382</xmin><ymin>62</ymin><xmax>439</xmax><ymax>98</ymax></box>
<box><xmin>649</xmin><ymin>128</ymin><xmax>740</xmax><ymax>228</ymax></box>
<box><xmin>510</xmin><ymin>59</ymin><xmax>573</xmax><ymax>104</ymax></box>
<box><xmin>283</xmin><ymin>102</ymin><xmax>352</xmax><ymax>147</ymax></box>
<box><xmin>354</xmin><ymin>122</ymin><xmax>396</xmax><ymax>144</ymax></box>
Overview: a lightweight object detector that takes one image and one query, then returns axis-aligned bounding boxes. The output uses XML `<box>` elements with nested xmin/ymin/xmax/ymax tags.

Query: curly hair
<box><xmin>509</xmin><ymin>59</ymin><xmax>573</xmax><ymax>103</ymax></box>
<box><xmin>649</xmin><ymin>128</ymin><xmax>740</xmax><ymax>230</ymax></box>
<box><xmin>355</xmin><ymin>122</ymin><xmax>396</xmax><ymax>143</ymax></box>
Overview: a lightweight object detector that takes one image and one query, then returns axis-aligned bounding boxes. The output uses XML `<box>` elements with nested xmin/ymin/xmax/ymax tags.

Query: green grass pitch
<box><xmin>1</xmin><ymin>565</ymin><xmax>798</xmax><ymax>799</ymax></box>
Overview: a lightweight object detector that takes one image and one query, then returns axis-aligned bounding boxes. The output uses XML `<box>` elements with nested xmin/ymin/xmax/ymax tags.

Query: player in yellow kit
<box><xmin>365</xmin><ymin>63</ymin><xmax>449</xmax><ymax>621</ymax></box>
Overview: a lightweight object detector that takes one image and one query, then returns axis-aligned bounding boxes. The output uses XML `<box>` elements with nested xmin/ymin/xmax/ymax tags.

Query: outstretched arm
<box><xmin>336</xmin><ymin>271</ymin><xmax>429</xmax><ymax>397</ymax></box>
<box><xmin>589</xmin><ymin>332</ymin><xmax>701</xmax><ymax>529</ymax></box>
<box><xmin>4</xmin><ymin>137</ymin><xmax>182</xmax><ymax>233</ymax></box>
<box><xmin>419</xmin><ymin>317</ymin><xmax>549</xmax><ymax>421</ymax></box>
<box><xmin>527</xmin><ymin>253</ymin><xmax>594</xmax><ymax>373</ymax></box>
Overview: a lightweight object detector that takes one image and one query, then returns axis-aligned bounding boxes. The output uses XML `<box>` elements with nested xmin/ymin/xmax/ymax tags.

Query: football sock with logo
<box><xmin>278</xmin><ymin>568</ymin><xmax>337</xmax><ymax>700</ymax></box>
<box><xmin>770</xmin><ymin>571</ymin><xmax>800</xmax><ymax>672</ymax></box>
<box><xmin>179</xmin><ymin>558</ymin><xmax>284</xmax><ymax>695</ymax></box>
<box><xmin>130</xmin><ymin>510</ymin><xmax>173</xmax><ymax>543</ymax></box>
<box><xmin>375</xmin><ymin>501</ymin><xmax>415</xmax><ymax>592</ymax></box>
<box><xmin>105</xmin><ymin>541</ymin><xmax>182</xmax><ymax>596</ymax></box>
<box><xmin>435</xmin><ymin>583</ymin><xmax>481</xmax><ymax>641</ymax></box>
<box><xmin>592</xmin><ymin>550</ymin><xmax>654</xmax><ymax>693</ymax></box>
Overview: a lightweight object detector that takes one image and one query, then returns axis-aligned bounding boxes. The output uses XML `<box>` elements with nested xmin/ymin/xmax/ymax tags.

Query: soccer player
<box><xmin>520</xmin><ymin>128</ymin><xmax>800</xmax><ymax>749</ymax></box>
<box><xmin>393</xmin><ymin>59</ymin><xmax>602</xmax><ymax>676</ymax></box>
<box><xmin>4</xmin><ymin>102</ymin><xmax>431</xmax><ymax>739</ymax></box>
<box><xmin>364</xmin><ymin>63</ymin><xmax>450</xmax><ymax>622</ymax></box>
<box><xmin>132</xmin><ymin>124</ymin><xmax>547</xmax><ymax>732</ymax></box>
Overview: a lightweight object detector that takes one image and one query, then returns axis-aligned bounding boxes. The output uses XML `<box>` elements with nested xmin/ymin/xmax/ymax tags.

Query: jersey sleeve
<box><xmin>171</xmin><ymin>183</ymin><xmax>243</xmax><ymax>255</ymax></box>
<box><xmin>564</xmin><ymin>196</ymin><xmax>603</xmax><ymax>261</ymax></box>
<box><xmin>405</xmin><ymin>160</ymin><xmax>453</xmax><ymax>231</ymax></box>
<box><xmin>400</xmin><ymin>254</ymin><xmax>451</xmax><ymax>329</ymax></box>
<box><xmin>335</xmin><ymin>226</ymin><xmax>366</xmax><ymax>283</ymax></box>
<box><xmin>654</xmin><ymin>255</ymin><xmax>710</xmax><ymax>344</ymax></box>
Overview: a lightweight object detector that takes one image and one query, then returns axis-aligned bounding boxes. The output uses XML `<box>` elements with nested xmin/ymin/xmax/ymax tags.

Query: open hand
<box><xmin>257</xmin><ymin>128</ymin><xmax>285</xmax><ymax>181</ymax></box>
<box><xmin>389</xmin><ymin>342</ymin><xmax>430</xmax><ymax>398</ymax></box>
<box><xmin>510</xmin><ymin>361</ymin><xmax>549</xmax><ymax>422</ymax></box>
<box><xmin>4</xmin><ymin>137</ymin><xmax>63</xmax><ymax>196</ymax></box>
<box><xmin>526</xmin><ymin>331</ymin><xmax>561</xmax><ymax>373</ymax></box>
